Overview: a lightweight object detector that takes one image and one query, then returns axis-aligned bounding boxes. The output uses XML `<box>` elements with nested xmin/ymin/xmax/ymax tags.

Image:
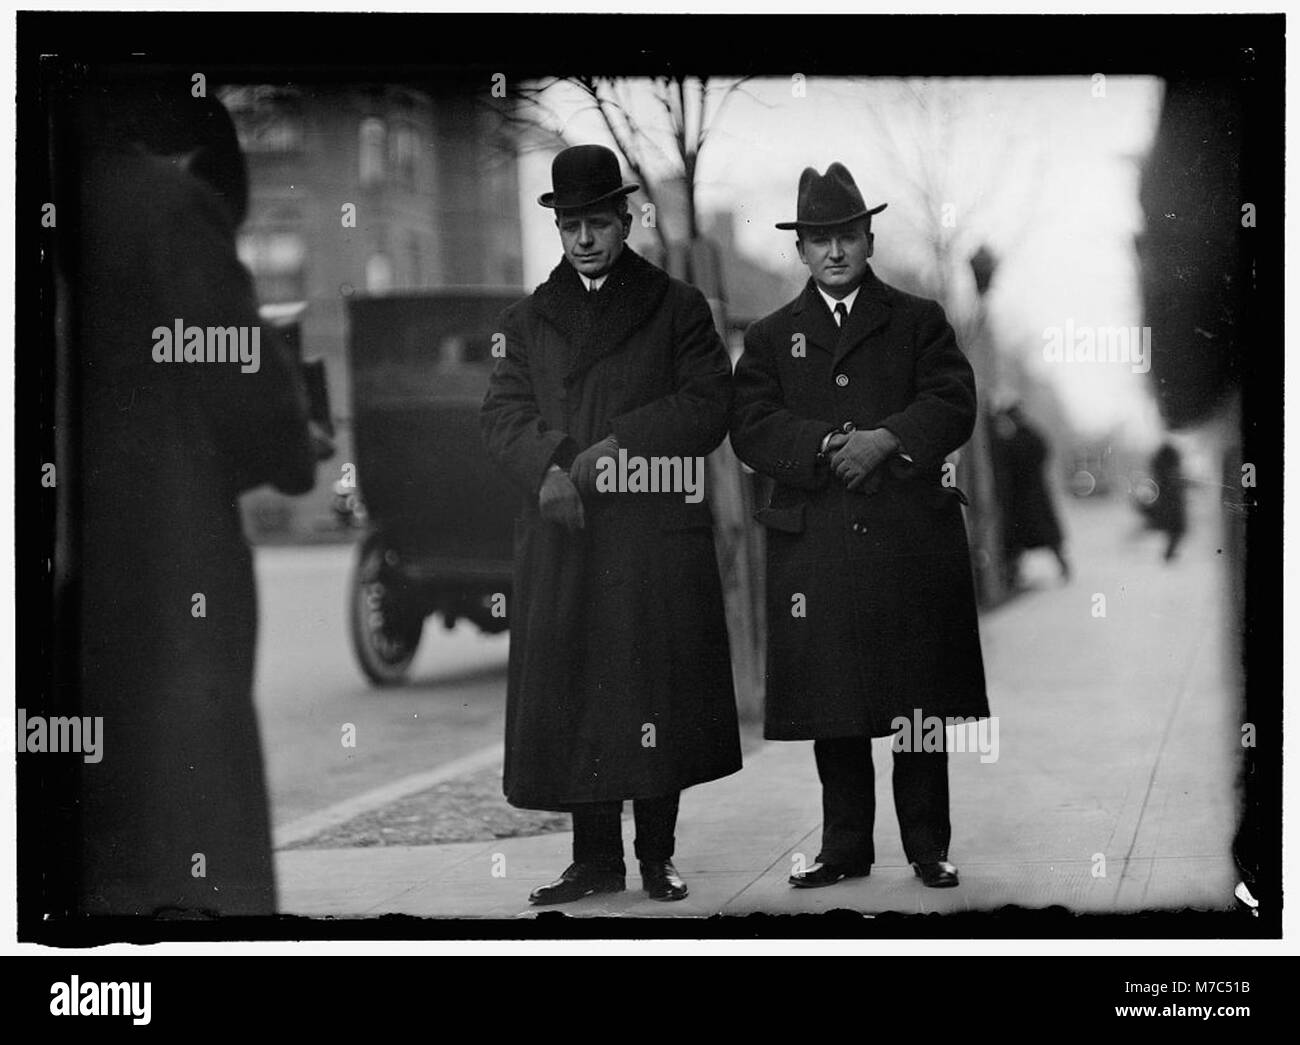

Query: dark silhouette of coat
<box><xmin>731</xmin><ymin>268</ymin><xmax>988</xmax><ymax>740</ymax></box>
<box><xmin>74</xmin><ymin>150</ymin><xmax>317</xmax><ymax>915</ymax></box>
<box><xmin>1138</xmin><ymin>442</ymin><xmax>1188</xmax><ymax>560</ymax></box>
<box><xmin>481</xmin><ymin>248</ymin><xmax>742</xmax><ymax>811</ymax></box>
<box><xmin>992</xmin><ymin>407</ymin><xmax>1065</xmax><ymax>555</ymax></box>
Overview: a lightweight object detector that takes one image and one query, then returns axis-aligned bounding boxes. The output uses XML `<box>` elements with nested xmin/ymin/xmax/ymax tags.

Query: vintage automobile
<box><xmin>344</xmin><ymin>288</ymin><xmax>525</xmax><ymax>685</ymax></box>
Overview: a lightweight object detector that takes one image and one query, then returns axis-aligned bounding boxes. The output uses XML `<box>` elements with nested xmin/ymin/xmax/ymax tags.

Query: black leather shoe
<box><xmin>528</xmin><ymin>862</ymin><xmax>626</xmax><ymax>906</ymax></box>
<box><xmin>789</xmin><ymin>861</ymin><xmax>871</xmax><ymax>889</ymax></box>
<box><xmin>912</xmin><ymin>860</ymin><xmax>960</xmax><ymax>888</ymax></box>
<box><xmin>639</xmin><ymin>859</ymin><xmax>688</xmax><ymax>901</ymax></box>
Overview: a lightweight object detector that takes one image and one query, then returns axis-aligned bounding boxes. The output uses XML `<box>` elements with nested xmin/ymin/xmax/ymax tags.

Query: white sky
<box><xmin>518</xmin><ymin>75</ymin><xmax>1165</xmax><ymax>443</ymax></box>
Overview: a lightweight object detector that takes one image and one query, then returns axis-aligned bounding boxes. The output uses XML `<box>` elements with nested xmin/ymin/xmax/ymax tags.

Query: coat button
<box><xmin>852</xmin><ymin>521</ymin><xmax>865</xmax><ymax>534</ymax></box>
<box><xmin>835</xmin><ymin>373</ymin><xmax>849</xmax><ymax>387</ymax></box>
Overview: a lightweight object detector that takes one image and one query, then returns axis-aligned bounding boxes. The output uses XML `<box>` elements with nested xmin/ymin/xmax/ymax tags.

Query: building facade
<box><xmin>218</xmin><ymin>83</ymin><xmax>524</xmax><ymax>537</ymax></box>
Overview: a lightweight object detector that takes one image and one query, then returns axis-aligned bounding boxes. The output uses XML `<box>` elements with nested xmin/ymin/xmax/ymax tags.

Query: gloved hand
<box><xmin>831</xmin><ymin>428</ymin><xmax>899</xmax><ymax>491</ymax></box>
<box><xmin>819</xmin><ymin>430</ymin><xmax>851</xmax><ymax>459</ymax></box>
<box><xmin>569</xmin><ymin>434</ymin><xmax>620</xmax><ymax>494</ymax></box>
<box><xmin>539</xmin><ymin>466</ymin><xmax>585</xmax><ymax>530</ymax></box>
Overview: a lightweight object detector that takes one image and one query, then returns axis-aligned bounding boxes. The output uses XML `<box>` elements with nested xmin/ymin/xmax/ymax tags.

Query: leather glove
<box><xmin>831</xmin><ymin>428</ymin><xmax>899</xmax><ymax>491</ymax></box>
<box><xmin>539</xmin><ymin>466</ymin><xmax>586</xmax><ymax>530</ymax></box>
<box><xmin>569</xmin><ymin>434</ymin><xmax>620</xmax><ymax>495</ymax></box>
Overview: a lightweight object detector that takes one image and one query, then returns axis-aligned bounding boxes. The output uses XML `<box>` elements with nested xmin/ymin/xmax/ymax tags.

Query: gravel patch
<box><xmin>283</xmin><ymin>763</ymin><xmax>578</xmax><ymax>850</ymax></box>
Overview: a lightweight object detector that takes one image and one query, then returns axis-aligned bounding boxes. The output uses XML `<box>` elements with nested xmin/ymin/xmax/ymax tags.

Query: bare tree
<box><xmin>854</xmin><ymin>78</ymin><xmax>1054</xmax><ymax>607</ymax></box>
<box><xmin>859</xmin><ymin>78</ymin><xmax>1051</xmax><ymax>349</ymax></box>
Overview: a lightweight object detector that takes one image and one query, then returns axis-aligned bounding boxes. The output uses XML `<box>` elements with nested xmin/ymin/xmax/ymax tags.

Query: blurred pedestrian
<box><xmin>1137</xmin><ymin>442</ymin><xmax>1188</xmax><ymax>561</ymax></box>
<box><xmin>991</xmin><ymin>402</ymin><xmax>1070</xmax><ymax>585</ymax></box>
<box><xmin>69</xmin><ymin>84</ymin><xmax>320</xmax><ymax>916</ymax></box>
<box><xmin>481</xmin><ymin>145</ymin><xmax>741</xmax><ymax>905</ymax></box>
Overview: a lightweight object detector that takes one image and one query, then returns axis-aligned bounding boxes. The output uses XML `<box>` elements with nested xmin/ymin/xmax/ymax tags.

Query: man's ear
<box><xmin>795</xmin><ymin>236</ymin><xmax>809</xmax><ymax>266</ymax></box>
<box><xmin>865</xmin><ymin>231</ymin><xmax>875</xmax><ymax>259</ymax></box>
<box><xmin>620</xmin><ymin>209</ymin><xmax>632</xmax><ymax>238</ymax></box>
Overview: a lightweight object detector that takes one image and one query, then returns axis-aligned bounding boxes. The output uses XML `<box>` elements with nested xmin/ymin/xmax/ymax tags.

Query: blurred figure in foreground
<box><xmin>69</xmin><ymin>85</ymin><xmax>321</xmax><ymax>916</ymax></box>
<box><xmin>1135</xmin><ymin>442</ymin><xmax>1188</xmax><ymax>562</ymax></box>
<box><xmin>991</xmin><ymin>403</ymin><xmax>1070</xmax><ymax>586</ymax></box>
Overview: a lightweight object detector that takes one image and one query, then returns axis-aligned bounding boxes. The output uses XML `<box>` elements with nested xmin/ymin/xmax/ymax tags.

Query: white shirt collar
<box><xmin>580</xmin><ymin>273</ymin><xmax>608</xmax><ymax>292</ymax></box>
<box><xmin>817</xmin><ymin>283</ymin><xmax>861</xmax><ymax>322</ymax></box>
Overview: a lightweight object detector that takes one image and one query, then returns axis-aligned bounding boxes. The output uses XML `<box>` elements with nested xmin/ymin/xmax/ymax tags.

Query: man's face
<box><xmin>796</xmin><ymin>220</ymin><xmax>874</xmax><ymax>298</ymax></box>
<box><xmin>556</xmin><ymin>202</ymin><xmax>630</xmax><ymax>279</ymax></box>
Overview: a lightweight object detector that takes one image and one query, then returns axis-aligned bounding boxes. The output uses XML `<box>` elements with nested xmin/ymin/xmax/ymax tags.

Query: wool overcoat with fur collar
<box><xmin>481</xmin><ymin>247</ymin><xmax>742</xmax><ymax>810</ymax></box>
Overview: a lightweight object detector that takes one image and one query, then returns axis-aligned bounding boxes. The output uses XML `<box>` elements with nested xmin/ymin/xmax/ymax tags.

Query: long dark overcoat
<box><xmin>74</xmin><ymin>151</ymin><xmax>317</xmax><ymax>915</ymax></box>
<box><xmin>481</xmin><ymin>247</ymin><xmax>742</xmax><ymax>811</ymax></box>
<box><xmin>731</xmin><ymin>267</ymin><xmax>989</xmax><ymax>740</ymax></box>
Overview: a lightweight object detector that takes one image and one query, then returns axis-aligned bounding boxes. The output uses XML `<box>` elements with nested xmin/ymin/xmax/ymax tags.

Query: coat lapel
<box><xmin>530</xmin><ymin>247</ymin><xmax>671</xmax><ymax>385</ymax></box>
<box><xmin>831</xmin><ymin>267</ymin><xmax>892</xmax><ymax>369</ymax></box>
<box><xmin>790</xmin><ymin>280</ymin><xmax>841</xmax><ymax>358</ymax></box>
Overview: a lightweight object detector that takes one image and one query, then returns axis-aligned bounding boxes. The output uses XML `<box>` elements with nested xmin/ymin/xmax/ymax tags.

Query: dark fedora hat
<box><xmin>775</xmin><ymin>161</ymin><xmax>886</xmax><ymax>229</ymax></box>
<box><xmin>538</xmin><ymin>144</ymin><xmax>640</xmax><ymax>209</ymax></box>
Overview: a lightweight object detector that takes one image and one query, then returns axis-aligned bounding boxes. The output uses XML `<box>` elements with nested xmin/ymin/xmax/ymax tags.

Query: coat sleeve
<box><xmin>480</xmin><ymin>302</ymin><xmax>578</xmax><ymax>497</ymax></box>
<box><xmin>876</xmin><ymin>300</ymin><xmax>978</xmax><ymax>470</ymax></box>
<box><xmin>156</xmin><ymin>175</ymin><xmax>317</xmax><ymax>496</ymax></box>
<box><xmin>607</xmin><ymin>285</ymin><xmax>733</xmax><ymax>459</ymax></box>
<box><xmin>730</xmin><ymin>317</ymin><xmax>836</xmax><ymax>490</ymax></box>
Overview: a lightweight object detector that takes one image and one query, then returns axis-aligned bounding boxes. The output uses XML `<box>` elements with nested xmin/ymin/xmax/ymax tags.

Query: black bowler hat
<box><xmin>775</xmin><ymin>161</ymin><xmax>887</xmax><ymax>230</ymax></box>
<box><xmin>538</xmin><ymin>144</ymin><xmax>640</xmax><ymax>209</ymax></box>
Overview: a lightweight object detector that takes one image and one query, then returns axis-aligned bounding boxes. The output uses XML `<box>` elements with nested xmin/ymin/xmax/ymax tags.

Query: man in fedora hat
<box><xmin>481</xmin><ymin>144</ymin><xmax>742</xmax><ymax>905</ymax></box>
<box><xmin>731</xmin><ymin>162</ymin><xmax>989</xmax><ymax>890</ymax></box>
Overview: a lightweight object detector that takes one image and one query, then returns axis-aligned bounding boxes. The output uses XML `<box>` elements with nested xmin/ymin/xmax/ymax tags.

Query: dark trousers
<box><xmin>814</xmin><ymin>737</ymin><xmax>950</xmax><ymax>866</ymax></box>
<box><xmin>570</xmin><ymin>792</ymin><xmax>680</xmax><ymax>869</ymax></box>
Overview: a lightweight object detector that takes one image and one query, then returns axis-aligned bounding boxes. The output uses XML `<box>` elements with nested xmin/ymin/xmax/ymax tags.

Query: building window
<box><xmin>237</xmin><ymin>230</ymin><xmax>307</xmax><ymax>303</ymax></box>
<box><xmin>359</xmin><ymin>117</ymin><xmax>387</xmax><ymax>187</ymax></box>
<box><xmin>365</xmin><ymin>253</ymin><xmax>394</xmax><ymax>293</ymax></box>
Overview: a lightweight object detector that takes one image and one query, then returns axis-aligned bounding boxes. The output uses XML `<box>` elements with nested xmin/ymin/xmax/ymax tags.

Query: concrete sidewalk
<box><xmin>276</xmin><ymin>494</ymin><xmax>1240</xmax><ymax>919</ymax></box>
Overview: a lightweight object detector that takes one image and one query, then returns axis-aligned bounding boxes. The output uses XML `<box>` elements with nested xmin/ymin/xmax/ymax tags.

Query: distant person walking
<box><xmin>991</xmin><ymin>403</ymin><xmax>1070</xmax><ymax>586</ymax></box>
<box><xmin>1137</xmin><ymin>442</ymin><xmax>1188</xmax><ymax>561</ymax></box>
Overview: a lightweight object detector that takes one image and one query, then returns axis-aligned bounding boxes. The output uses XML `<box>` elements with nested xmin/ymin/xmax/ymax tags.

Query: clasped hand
<box><xmin>538</xmin><ymin>435</ymin><xmax>620</xmax><ymax>530</ymax></box>
<box><xmin>830</xmin><ymin>428</ymin><xmax>899</xmax><ymax>491</ymax></box>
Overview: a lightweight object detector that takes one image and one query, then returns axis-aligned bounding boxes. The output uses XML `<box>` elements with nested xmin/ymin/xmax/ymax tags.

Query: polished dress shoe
<box><xmin>789</xmin><ymin>861</ymin><xmax>871</xmax><ymax>889</ymax></box>
<box><xmin>912</xmin><ymin>860</ymin><xmax>960</xmax><ymax>888</ymax></box>
<box><xmin>528</xmin><ymin>861</ymin><xmax>625</xmax><ymax>906</ymax></box>
<box><xmin>639</xmin><ymin>859</ymin><xmax>688</xmax><ymax>901</ymax></box>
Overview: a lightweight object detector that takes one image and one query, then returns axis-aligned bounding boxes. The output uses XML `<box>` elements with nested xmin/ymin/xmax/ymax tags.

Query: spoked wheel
<box><xmin>349</xmin><ymin>534</ymin><xmax>424</xmax><ymax>686</ymax></box>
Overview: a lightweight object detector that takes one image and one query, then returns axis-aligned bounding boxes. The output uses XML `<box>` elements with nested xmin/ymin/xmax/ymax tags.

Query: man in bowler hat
<box><xmin>481</xmin><ymin>145</ymin><xmax>742</xmax><ymax>905</ymax></box>
<box><xmin>731</xmin><ymin>162</ymin><xmax>989</xmax><ymax>889</ymax></box>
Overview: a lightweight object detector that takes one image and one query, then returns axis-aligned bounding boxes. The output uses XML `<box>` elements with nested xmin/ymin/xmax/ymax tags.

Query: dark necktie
<box><xmin>834</xmin><ymin>302</ymin><xmax>848</xmax><ymax>328</ymax></box>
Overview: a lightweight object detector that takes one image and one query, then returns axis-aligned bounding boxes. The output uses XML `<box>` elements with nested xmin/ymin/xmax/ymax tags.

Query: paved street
<box><xmin>252</xmin><ymin>543</ymin><xmax>509</xmax><ymax>832</ymax></box>
<box><xmin>269</xmin><ymin>484</ymin><xmax>1242</xmax><ymax>918</ymax></box>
